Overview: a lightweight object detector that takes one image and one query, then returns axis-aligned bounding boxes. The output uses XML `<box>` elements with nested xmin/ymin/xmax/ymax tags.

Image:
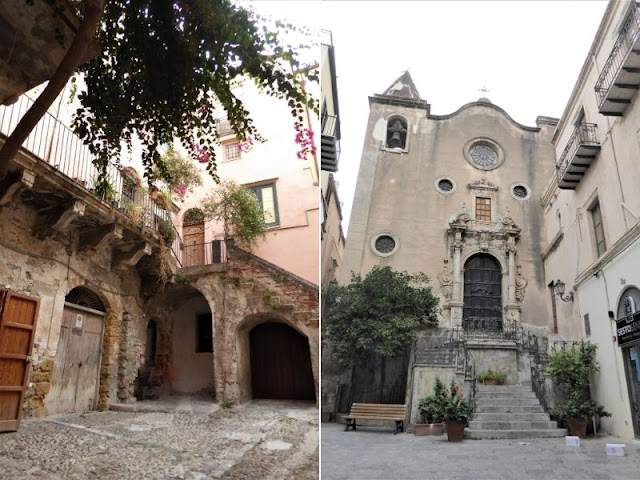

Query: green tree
<box><xmin>0</xmin><ymin>1</ymin><xmax>317</xmax><ymax>183</ymax></box>
<box><xmin>201</xmin><ymin>180</ymin><xmax>265</xmax><ymax>248</ymax></box>
<box><xmin>323</xmin><ymin>266</ymin><xmax>440</xmax><ymax>364</ymax></box>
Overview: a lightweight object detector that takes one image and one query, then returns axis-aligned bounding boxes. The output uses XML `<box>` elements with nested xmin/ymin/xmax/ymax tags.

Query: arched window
<box><xmin>65</xmin><ymin>286</ymin><xmax>106</xmax><ymax>312</ymax></box>
<box><xmin>183</xmin><ymin>207</ymin><xmax>205</xmax><ymax>226</ymax></box>
<box><xmin>618</xmin><ymin>287</ymin><xmax>640</xmax><ymax>320</ymax></box>
<box><xmin>386</xmin><ymin>116</ymin><xmax>407</xmax><ymax>149</ymax></box>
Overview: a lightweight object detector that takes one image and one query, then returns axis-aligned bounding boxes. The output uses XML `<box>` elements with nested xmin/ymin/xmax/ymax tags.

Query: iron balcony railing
<box><xmin>0</xmin><ymin>94</ymin><xmax>181</xmax><ymax>259</ymax></box>
<box><xmin>556</xmin><ymin>123</ymin><xmax>599</xmax><ymax>177</ymax></box>
<box><xmin>595</xmin><ymin>3</ymin><xmax>640</xmax><ymax>108</ymax></box>
<box><xmin>176</xmin><ymin>239</ymin><xmax>227</xmax><ymax>269</ymax></box>
<box><xmin>215</xmin><ymin>117</ymin><xmax>234</xmax><ymax>137</ymax></box>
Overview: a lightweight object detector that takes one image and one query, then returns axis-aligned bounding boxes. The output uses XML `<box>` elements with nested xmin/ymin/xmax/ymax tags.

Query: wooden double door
<box><xmin>45</xmin><ymin>304</ymin><xmax>105</xmax><ymax>415</ymax></box>
<box><xmin>0</xmin><ymin>290</ymin><xmax>40</xmax><ymax>432</ymax></box>
<box><xmin>463</xmin><ymin>254</ymin><xmax>503</xmax><ymax>330</ymax></box>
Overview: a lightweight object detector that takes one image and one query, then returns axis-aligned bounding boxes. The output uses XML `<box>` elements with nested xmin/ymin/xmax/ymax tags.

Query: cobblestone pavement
<box><xmin>321</xmin><ymin>422</ymin><xmax>640</xmax><ymax>480</ymax></box>
<box><xmin>0</xmin><ymin>399</ymin><xmax>318</xmax><ymax>480</ymax></box>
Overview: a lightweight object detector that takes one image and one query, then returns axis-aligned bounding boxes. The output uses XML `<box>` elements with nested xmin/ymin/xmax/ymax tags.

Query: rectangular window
<box><xmin>476</xmin><ymin>197</ymin><xmax>491</xmax><ymax>221</ymax></box>
<box><xmin>196</xmin><ymin>314</ymin><xmax>213</xmax><ymax>353</ymax></box>
<box><xmin>590</xmin><ymin>201</ymin><xmax>606</xmax><ymax>257</ymax></box>
<box><xmin>216</xmin><ymin>117</ymin><xmax>234</xmax><ymax>136</ymax></box>
<box><xmin>584</xmin><ymin>313</ymin><xmax>591</xmax><ymax>337</ymax></box>
<box><xmin>223</xmin><ymin>142</ymin><xmax>241</xmax><ymax>162</ymax></box>
<box><xmin>248</xmin><ymin>182</ymin><xmax>279</xmax><ymax>227</ymax></box>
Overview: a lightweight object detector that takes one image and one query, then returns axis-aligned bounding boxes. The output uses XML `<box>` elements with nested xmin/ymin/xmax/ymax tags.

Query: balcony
<box><xmin>215</xmin><ymin>117</ymin><xmax>235</xmax><ymax>137</ymax></box>
<box><xmin>556</xmin><ymin>123</ymin><xmax>600</xmax><ymax>190</ymax></box>
<box><xmin>595</xmin><ymin>3</ymin><xmax>640</xmax><ymax>116</ymax></box>
<box><xmin>0</xmin><ymin>94</ymin><xmax>182</xmax><ymax>274</ymax></box>
<box><xmin>321</xmin><ymin>113</ymin><xmax>340</xmax><ymax>172</ymax></box>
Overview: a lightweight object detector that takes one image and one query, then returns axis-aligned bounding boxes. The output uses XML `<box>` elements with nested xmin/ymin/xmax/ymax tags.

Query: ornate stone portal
<box><xmin>442</xmin><ymin>205</ymin><xmax>523</xmax><ymax>328</ymax></box>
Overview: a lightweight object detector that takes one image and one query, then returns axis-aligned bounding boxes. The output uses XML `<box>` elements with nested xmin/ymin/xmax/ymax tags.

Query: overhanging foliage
<box><xmin>323</xmin><ymin>266</ymin><xmax>440</xmax><ymax>363</ymax></box>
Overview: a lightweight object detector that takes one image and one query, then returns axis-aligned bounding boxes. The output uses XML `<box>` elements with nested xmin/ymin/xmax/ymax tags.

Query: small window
<box><xmin>438</xmin><ymin>179</ymin><xmax>453</xmax><ymax>192</ymax></box>
<box><xmin>583</xmin><ymin>314</ymin><xmax>591</xmax><ymax>337</ymax></box>
<box><xmin>146</xmin><ymin>320</ymin><xmax>158</xmax><ymax>365</ymax></box>
<box><xmin>216</xmin><ymin>117</ymin><xmax>234</xmax><ymax>136</ymax></box>
<box><xmin>590</xmin><ymin>200</ymin><xmax>606</xmax><ymax>257</ymax></box>
<box><xmin>375</xmin><ymin>235</ymin><xmax>396</xmax><ymax>254</ymax></box>
<box><xmin>223</xmin><ymin>142</ymin><xmax>241</xmax><ymax>162</ymax></box>
<box><xmin>386</xmin><ymin>116</ymin><xmax>407</xmax><ymax>149</ymax></box>
<box><xmin>512</xmin><ymin>185</ymin><xmax>528</xmax><ymax>199</ymax></box>
<box><xmin>248</xmin><ymin>183</ymin><xmax>279</xmax><ymax>227</ymax></box>
<box><xmin>196</xmin><ymin>314</ymin><xmax>213</xmax><ymax>353</ymax></box>
<box><xmin>475</xmin><ymin>197</ymin><xmax>491</xmax><ymax>221</ymax></box>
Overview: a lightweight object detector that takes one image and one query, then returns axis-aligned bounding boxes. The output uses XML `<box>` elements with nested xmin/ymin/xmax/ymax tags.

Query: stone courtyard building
<box><xmin>0</xmin><ymin>3</ymin><xmax>318</xmax><ymax>432</ymax></box>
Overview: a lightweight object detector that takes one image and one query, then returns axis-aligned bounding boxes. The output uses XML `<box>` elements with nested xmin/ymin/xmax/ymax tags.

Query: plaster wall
<box><xmin>171</xmin><ymin>295</ymin><xmax>214</xmax><ymax>394</ymax></box>
<box><xmin>409</xmin><ymin>366</ymin><xmax>463</xmax><ymax>425</ymax></box>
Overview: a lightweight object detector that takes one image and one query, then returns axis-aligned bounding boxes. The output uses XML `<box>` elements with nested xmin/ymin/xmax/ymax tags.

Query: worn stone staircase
<box><xmin>466</xmin><ymin>384</ymin><xmax>567</xmax><ymax>439</ymax></box>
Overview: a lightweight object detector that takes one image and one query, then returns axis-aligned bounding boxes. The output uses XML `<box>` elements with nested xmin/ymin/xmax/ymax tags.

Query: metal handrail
<box><xmin>0</xmin><ymin>94</ymin><xmax>180</xmax><ymax>241</ymax></box>
<box><xmin>181</xmin><ymin>239</ymin><xmax>227</xmax><ymax>268</ymax></box>
<box><xmin>595</xmin><ymin>3</ymin><xmax>640</xmax><ymax>108</ymax></box>
<box><xmin>556</xmin><ymin>123</ymin><xmax>599</xmax><ymax>179</ymax></box>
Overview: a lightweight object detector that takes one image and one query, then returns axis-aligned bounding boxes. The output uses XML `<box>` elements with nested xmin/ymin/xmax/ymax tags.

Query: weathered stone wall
<box><xmin>0</xmin><ymin>196</ymin><xmax>147</xmax><ymax>417</ymax></box>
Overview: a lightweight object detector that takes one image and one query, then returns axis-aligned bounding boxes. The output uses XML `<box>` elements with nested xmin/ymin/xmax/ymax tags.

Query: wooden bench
<box><xmin>344</xmin><ymin>403</ymin><xmax>407</xmax><ymax>434</ymax></box>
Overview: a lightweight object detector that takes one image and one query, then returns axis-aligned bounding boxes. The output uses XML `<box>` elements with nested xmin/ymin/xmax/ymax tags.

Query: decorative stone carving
<box><xmin>505</xmin><ymin>235</ymin><xmax>517</xmax><ymax>253</ymax></box>
<box><xmin>438</xmin><ymin>259</ymin><xmax>453</xmax><ymax>299</ymax></box>
<box><xmin>476</xmin><ymin>231</ymin><xmax>492</xmax><ymax>252</ymax></box>
<box><xmin>515</xmin><ymin>264</ymin><xmax>528</xmax><ymax>302</ymax></box>
<box><xmin>468</xmin><ymin>178</ymin><xmax>499</xmax><ymax>191</ymax></box>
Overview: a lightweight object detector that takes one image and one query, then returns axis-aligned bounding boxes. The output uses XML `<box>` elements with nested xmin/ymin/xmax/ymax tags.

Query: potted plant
<box><xmin>546</xmin><ymin>341</ymin><xmax>611</xmax><ymax>438</ymax></box>
<box><xmin>157</xmin><ymin>219</ymin><xmax>176</xmax><ymax>245</ymax></box>
<box><xmin>442</xmin><ymin>379</ymin><xmax>473</xmax><ymax>442</ymax></box>
<box><xmin>476</xmin><ymin>369</ymin><xmax>507</xmax><ymax>385</ymax></box>
<box><xmin>415</xmin><ymin>377</ymin><xmax>447</xmax><ymax>435</ymax></box>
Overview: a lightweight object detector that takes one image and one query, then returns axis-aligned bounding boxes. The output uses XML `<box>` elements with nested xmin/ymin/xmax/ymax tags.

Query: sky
<box><xmin>321</xmin><ymin>0</ymin><xmax>609</xmax><ymax>234</ymax></box>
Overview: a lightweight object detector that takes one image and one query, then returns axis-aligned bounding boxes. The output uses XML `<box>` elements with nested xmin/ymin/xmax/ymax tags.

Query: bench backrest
<box><xmin>348</xmin><ymin>403</ymin><xmax>407</xmax><ymax>419</ymax></box>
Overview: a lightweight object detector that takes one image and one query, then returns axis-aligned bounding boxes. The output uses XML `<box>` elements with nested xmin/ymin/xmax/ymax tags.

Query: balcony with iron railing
<box><xmin>556</xmin><ymin>123</ymin><xmax>600</xmax><ymax>190</ymax></box>
<box><xmin>321</xmin><ymin>113</ymin><xmax>340</xmax><ymax>172</ymax></box>
<box><xmin>594</xmin><ymin>3</ymin><xmax>640</xmax><ymax>116</ymax></box>
<box><xmin>0</xmin><ymin>94</ymin><xmax>181</xmax><ymax>262</ymax></box>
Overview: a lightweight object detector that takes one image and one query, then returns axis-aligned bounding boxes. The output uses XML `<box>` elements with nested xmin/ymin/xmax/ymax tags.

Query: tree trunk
<box><xmin>0</xmin><ymin>0</ymin><xmax>104</xmax><ymax>179</ymax></box>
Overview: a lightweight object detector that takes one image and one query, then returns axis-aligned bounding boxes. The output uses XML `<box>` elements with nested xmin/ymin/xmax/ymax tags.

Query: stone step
<box><xmin>475</xmin><ymin>391</ymin><xmax>538</xmax><ymax>399</ymax></box>
<box><xmin>476</xmin><ymin>385</ymin><xmax>531</xmax><ymax>392</ymax></box>
<box><xmin>473</xmin><ymin>412</ymin><xmax>551</xmax><ymax>421</ymax></box>
<box><xmin>469</xmin><ymin>420</ymin><xmax>559</xmax><ymax>430</ymax></box>
<box><xmin>466</xmin><ymin>428</ymin><xmax>568</xmax><ymax>440</ymax></box>
<box><xmin>475</xmin><ymin>405</ymin><xmax>546</xmax><ymax>414</ymax></box>
<box><xmin>474</xmin><ymin>397</ymin><xmax>541</xmax><ymax>406</ymax></box>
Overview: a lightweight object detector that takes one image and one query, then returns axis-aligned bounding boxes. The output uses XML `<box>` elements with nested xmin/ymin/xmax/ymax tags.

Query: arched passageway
<box><xmin>249</xmin><ymin>322</ymin><xmax>315</xmax><ymax>401</ymax></box>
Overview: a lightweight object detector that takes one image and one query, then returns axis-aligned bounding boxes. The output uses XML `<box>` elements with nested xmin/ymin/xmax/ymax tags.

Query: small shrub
<box><xmin>221</xmin><ymin>398</ymin><xmax>235</xmax><ymax>409</ymax></box>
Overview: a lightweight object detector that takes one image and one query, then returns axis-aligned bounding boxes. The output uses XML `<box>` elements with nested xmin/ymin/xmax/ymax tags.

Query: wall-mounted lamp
<box><xmin>554</xmin><ymin>279</ymin><xmax>574</xmax><ymax>302</ymax></box>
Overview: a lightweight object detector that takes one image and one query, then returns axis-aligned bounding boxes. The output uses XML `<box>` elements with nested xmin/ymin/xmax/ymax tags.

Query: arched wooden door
<box><xmin>250</xmin><ymin>322</ymin><xmax>315</xmax><ymax>401</ymax></box>
<box><xmin>463</xmin><ymin>254</ymin><xmax>502</xmax><ymax>331</ymax></box>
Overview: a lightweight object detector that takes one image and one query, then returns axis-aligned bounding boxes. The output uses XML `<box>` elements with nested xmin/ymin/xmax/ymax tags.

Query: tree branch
<box><xmin>0</xmin><ymin>0</ymin><xmax>104</xmax><ymax>178</ymax></box>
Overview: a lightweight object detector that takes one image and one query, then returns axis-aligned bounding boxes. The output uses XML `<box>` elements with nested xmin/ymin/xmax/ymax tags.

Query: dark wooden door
<box><xmin>250</xmin><ymin>322</ymin><xmax>315</xmax><ymax>401</ymax></box>
<box><xmin>0</xmin><ymin>290</ymin><xmax>40</xmax><ymax>432</ymax></box>
<box><xmin>463</xmin><ymin>254</ymin><xmax>502</xmax><ymax>330</ymax></box>
<box><xmin>183</xmin><ymin>223</ymin><xmax>205</xmax><ymax>266</ymax></box>
<box><xmin>46</xmin><ymin>305</ymin><xmax>105</xmax><ymax>414</ymax></box>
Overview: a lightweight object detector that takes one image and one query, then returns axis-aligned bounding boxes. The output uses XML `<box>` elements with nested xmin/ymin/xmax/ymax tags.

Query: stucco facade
<box><xmin>542</xmin><ymin>0</ymin><xmax>640</xmax><ymax>440</ymax></box>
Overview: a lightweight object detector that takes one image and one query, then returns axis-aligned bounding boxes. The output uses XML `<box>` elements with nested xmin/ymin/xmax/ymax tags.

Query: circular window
<box><xmin>375</xmin><ymin>235</ymin><xmax>395</xmax><ymax>253</ymax></box>
<box><xmin>370</xmin><ymin>232</ymin><xmax>400</xmax><ymax>257</ymax></box>
<box><xmin>435</xmin><ymin>177</ymin><xmax>456</xmax><ymax>195</ymax></box>
<box><xmin>511</xmin><ymin>183</ymin><xmax>530</xmax><ymax>200</ymax></box>
<box><xmin>463</xmin><ymin>138</ymin><xmax>504</xmax><ymax>171</ymax></box>
<box><xmin>469</xmin><ymin>144</ymin><xmax>498</xmax><ymax>167</ymax></box>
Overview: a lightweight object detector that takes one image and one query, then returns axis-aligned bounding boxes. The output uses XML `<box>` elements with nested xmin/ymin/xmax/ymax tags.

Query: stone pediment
<box><xmin>468</xmin><ymin>179</ymin><xmax>499</xmax><ymax>192</ymax></box>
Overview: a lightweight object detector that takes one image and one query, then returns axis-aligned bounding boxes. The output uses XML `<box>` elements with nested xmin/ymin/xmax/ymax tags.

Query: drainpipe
<box><xmin>596</xmin><ymin>269</ymin><xmax>624</xmax><ymax>400</ymax></box>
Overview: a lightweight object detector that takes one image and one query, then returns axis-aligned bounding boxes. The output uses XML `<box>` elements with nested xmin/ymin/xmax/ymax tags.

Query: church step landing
<box><xmin>475</xmin><ymin>397</ymin><xmax>541</xmax><ymax>406</ymax></box>
<box><xmin>475</xmin><ymin>391</ymin><xmax>538</xmax><ymax>399</ymax></box>
<box><xmin>466</xmin><ymin>428</ymin><xmax>568</xmax><ymax>440</ymax></box>
<box><xmin>469</xmin><ymin>420</ymin><xmax>559</xmax><ymax>430</ymax></box>
<box><xmin>473</xmin><ymin>412</ymin><xmax>551</xmax><ymax>421</ymax></box>
<box><xmin>475</xmin><ymin>405</ymin><xmax>546</xmax><ymax>414</ymax></box>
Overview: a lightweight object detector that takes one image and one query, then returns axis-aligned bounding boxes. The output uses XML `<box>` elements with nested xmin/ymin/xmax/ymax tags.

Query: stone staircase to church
<box><xmin>466</xmin><ymin>384</ymin><xmax>567</xmax><ymax>439</ymax></box>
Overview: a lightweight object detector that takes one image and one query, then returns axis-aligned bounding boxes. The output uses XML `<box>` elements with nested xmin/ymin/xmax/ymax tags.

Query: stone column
<box><xmin>449</xmin><ymin>230</ymin><xmax>464</xmax><ymax>327</ymax></box>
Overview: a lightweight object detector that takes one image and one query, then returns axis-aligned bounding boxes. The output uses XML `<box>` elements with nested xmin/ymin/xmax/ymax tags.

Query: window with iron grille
<box><xmin>223</xmin><ymin>142</ymin><xmax>241</xmax><ymax>162</ymax></box>
<box><xmin>590</xmin><ymin>200</ymin><xmax>606</xmax><ymax>257</ymax></box>
<box><xmin>475</xmin><ymin>197</ymin><xmax>491</xmax><ymax>221</ymax></box>
<box><xmin>248</xmin><ymin>182</ymin><xmax>279</xmax><ymax>227</ymax></box>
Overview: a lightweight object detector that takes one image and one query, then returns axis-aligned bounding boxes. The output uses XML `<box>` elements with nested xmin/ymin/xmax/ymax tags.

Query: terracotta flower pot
<box><xmin>414</xmin><ymin>423</ymin><xmax>445</xmax><ymax>436</ymax></box>
<box><xmin>566</xmin><ymin>418</ymin><xmax>588</xmax><ymax>438</ymax></box>
<box><xmin>483</xmin><ymin>379</ymin><xmax>498</xmax><ymax>386</ymax></box>
<box><xmin>445</xmin><ymin>421</ymin><xmax>466</xmax><ymax>442</ymax></box>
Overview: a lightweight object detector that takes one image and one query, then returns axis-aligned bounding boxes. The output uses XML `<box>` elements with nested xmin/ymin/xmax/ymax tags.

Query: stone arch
<box><xmin>235</xmin><ymin>313</ymin><xmax>315</xmax><ymax>403</ymax></box>
<box><xmin>386</xmin><ymin>115</ymin><xmax>408</xmax><ymax>149</ymax></box>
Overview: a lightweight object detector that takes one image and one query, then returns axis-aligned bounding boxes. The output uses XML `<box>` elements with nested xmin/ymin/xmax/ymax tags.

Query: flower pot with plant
<box><xmin>546</xmin><ymin>341</ymin><xmax>611</xmax><ymax>438</ymax></box>
<box><xmin>157</xmin><ymin>219</ymin><xmax>176</xmax><ymax>245</ymax></box>
<box><xmin>416</xmin><ymin>377</ymin><xmax>447</xmax><ymax>436</ymax></box>
<box><xmin>476</xmin><ymin>369</ymin><xmax>507</xmax><ymax>386</ymax></box>
<box><xmin>442</xmin><ymin>379</ymin><xmax>473</xmax><ymax>442</ymax></box>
